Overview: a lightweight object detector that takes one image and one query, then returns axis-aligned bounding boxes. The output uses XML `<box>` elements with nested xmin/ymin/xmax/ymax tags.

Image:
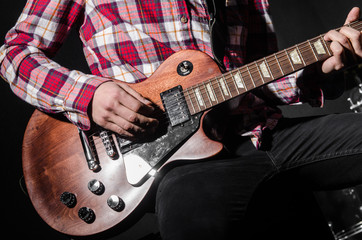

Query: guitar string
<box><xmin>89</xmin><ymin>21</ymin><xmax>362</xmax><ymax>143</ymax></box>
<box><xmin>89</xmin><ymin>42</ymin><xmax>328</xmax><ymax>148</ymax></box>
<box><xmin>138</xmin><ymin>21</ymin><xmax>362</xmax><ymax>115</ymax></box>
<box><xmin>142</xmin><ymin>35</ymin><xmax>342</xmax><ymax>121</ymax></box>
<box><xmin>182</xmin><ymin>20</ymin><xmax>362</xmax><ymax>103</ymax></box>
<box><xmin>89</xmin><ymin>22</ymin><xmax>362</xmax><ymax>151</ymax></box>
<box><xmin>154</xmin><ymin>42</ymin><xmax>321</xmax><ymax>111</ymax></box>
<box><xmin>176</xmin><ymin>21</ymin><xmax>362</xmax><ymax>112</ymax></box>
<box><xmin>155</xmin><ymin>39</ymin><xmax>329</xmax><ymax>113</ymax></box>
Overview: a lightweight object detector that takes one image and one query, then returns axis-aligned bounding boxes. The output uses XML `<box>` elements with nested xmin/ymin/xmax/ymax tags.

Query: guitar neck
<box><xmin>184</xmin><ymin>19</ymin><xmax>362</xmax><ymax>115</ymax></box>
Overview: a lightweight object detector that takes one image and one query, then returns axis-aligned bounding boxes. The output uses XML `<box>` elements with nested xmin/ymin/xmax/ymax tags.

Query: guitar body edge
<box><xmin>22</xmin><ymin>50</ymin><xmax>225</xmax><ymax>236</ymax></box>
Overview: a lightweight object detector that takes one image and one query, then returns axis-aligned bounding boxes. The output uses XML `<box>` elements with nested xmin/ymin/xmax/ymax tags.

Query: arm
<box><xmin>245</xmin><ymin>0</ymin><xmax>324</xmax><ymax>107</ymax></box>
<box><xmin>254</xmin><ymin>7</ymin><xmax>362</xmax><ymax>107</ymax></box>
<box><xmin>0</xmin><ymin>0</ymin><xmax>157</xmax><ymax>138</ymax></box>
<box><xmin>0</xmin><ymin>0</ymin><xmax>105</xmax><ymax>130</ymax></box>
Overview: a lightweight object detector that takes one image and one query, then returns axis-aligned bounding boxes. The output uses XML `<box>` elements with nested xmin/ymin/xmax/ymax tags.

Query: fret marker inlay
<box><xmin>182</xmin><ymin>19</ymin><xmax>362</xmax><ymax>116</ymax></box>
<box><xmin>313</xmin><ymin>39</ymin><xmax>326</xmax><ymax>55</ymax></box>
<box><xmin>219</xmin><ymin>78</ymin><xmax>229</xmax><ymax>96</ymax></box>
<box><xmin>259</xmin><ymin>61</ymin><xmax>271</xmax><ymax>78</ymax></box>
<box><xmin>233</xmin><ymin>72</ymin><xmax>245</xmax><ymax>88</ymax></box>
<box><xmin>206</xmin><ymin>83</ymin><xmax>216</xmax><ymax>102</ymax></box>
<box><xmin>289</xmin><ymin>49</ymin><xmax>302</xmax><ymax>64</ymax></box>
<box><xmin>194</xmin><ymin>87</ymin><xmax>204</xmax><ymax>107</ymax></box>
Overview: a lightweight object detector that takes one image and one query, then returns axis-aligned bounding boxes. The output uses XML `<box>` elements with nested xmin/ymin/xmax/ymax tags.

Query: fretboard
<box><xmin>184</xmin><ymin>19</ymin><xmax>362</xmax><ymax>115</ymax></box>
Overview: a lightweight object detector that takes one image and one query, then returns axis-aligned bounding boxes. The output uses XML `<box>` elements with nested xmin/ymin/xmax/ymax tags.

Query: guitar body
<box><xmin>23</xmin><ymin>19</ymin><xmax>362</xmax><ymax>236</ymax></box>
<box><xmin>22</xmin><ymin>50</ymin><xmax>224</xmax><ymax>236</ymax></box>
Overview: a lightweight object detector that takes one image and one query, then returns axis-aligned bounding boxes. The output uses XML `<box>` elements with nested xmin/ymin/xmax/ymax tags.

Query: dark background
<box><xmin>1</xmin><ymin>0</ymin><xmax>362</xmax><ymax>239</ymax></box>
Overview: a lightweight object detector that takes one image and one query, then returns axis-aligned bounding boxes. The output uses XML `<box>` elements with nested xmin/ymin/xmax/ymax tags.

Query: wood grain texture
<box><xmin>22</xmin><ymin>50</ymin><xmax>224</xmax><ymax>236</ymax></box>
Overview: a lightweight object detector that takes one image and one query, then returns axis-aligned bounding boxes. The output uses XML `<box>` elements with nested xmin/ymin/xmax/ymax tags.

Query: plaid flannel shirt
<box><xmin>0</xmin><ymin>0</ymin><xmax>322</xmax><ymax>147</ymax></box>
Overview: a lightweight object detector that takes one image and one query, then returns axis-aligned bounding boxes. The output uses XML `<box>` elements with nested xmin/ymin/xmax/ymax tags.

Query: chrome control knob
<box><xmin>107</xmin><ymin>195</ymin><xmax>125</xmax><ymax>212</ymax></box>
<box><xmin>88</xmin><ymin>179</ymin><xmax>104</xmax><ymax>195</ymax></box>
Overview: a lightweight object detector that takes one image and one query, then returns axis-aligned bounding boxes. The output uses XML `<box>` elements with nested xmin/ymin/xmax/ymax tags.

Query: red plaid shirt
<box><xmin>0</xmin><ymin>0</ymin><xmax>322</xmax><ymax>147</ymax></box>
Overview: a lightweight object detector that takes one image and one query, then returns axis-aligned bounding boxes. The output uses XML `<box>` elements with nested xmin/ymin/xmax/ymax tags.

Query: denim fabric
<box><xmin>156</xmin><ymin>113</ymin><xmax>362</xmax><ymax>240</ymax></box>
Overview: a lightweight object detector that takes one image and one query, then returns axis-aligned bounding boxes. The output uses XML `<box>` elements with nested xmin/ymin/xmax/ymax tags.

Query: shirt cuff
<box><xmin>296</xmin><ymin>68</ymin><xmax>324</xmax><ymax>107</ymax></box>
<box><xmin>63</xmin><ymin>74</ymin><xmax>111</xmax><ymax>130</ymax></box>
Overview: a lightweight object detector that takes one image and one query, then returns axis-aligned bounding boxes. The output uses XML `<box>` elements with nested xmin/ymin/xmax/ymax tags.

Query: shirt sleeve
<box><xmin>247</xmin><ymin>0</ymin><xmax>324</xmax><ymax>107</ymax></box>
<box><xmin>259</xmin><ymin>70</ymin><xmax>324</xmax><ymax>107</ymax></box>
<box><xmin>0</xmin><ymin>0</ymin><xmax>108</xmax><ymax>130</ymax></box>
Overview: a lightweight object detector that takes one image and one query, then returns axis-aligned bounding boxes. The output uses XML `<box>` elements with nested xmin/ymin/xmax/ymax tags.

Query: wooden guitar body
<box><xmin>22</xmin><ymin>50</ymin><xmax>224</xmax><ymax>236</ymax></box>
<box><xmin>21</xmin><ymin>19</ymin><xmax>362</xmax><ymax>237</ymax></box>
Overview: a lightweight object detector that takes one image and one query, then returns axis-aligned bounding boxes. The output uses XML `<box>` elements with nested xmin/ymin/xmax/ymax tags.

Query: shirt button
<box><xmin>180</xmin><ymin>15</ymin><xmax>188</xmax><ymax>24</ymax></box>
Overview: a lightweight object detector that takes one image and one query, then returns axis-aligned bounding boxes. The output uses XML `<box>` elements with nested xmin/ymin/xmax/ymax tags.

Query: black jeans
<box><xmin>155</xmin><ymin>113</ymin><xmax>362</xmax><ymax>239</ymax></box>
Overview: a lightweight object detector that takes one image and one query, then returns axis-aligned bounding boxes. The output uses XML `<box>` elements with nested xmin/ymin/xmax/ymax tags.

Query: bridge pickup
<box><xmin>99</xmin><ymin>130</ymin><xmax>118</xmax><ymax>159</ymax></box>
<box><xmin>160</xmin><ymin>85</ymin><xmax>191</xmax><ymax>127</ymax></box>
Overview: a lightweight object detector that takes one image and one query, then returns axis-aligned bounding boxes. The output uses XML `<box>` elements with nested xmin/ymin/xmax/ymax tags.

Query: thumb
<box><xmin>345</xmin><ymin>7</ymin><xmax>360</xmax><ymax>25</ymax></box>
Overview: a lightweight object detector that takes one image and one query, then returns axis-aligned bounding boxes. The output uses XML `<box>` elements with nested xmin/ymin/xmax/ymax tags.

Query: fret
<box><xmin>267</xmin><ymin>56</ymin><xmax>282</xmax><ymax>79</ymax></box>
<box><xmin>264</xmin><ymin>57</ymin><xmax>274</xmax><ymax>79</ymax></box>
<box><xmin>199</xmin><ymin>82</ymin><xmax>213</xmax><ymax>108</ymax></box>
<box><xmin>307</xmin><ymin>39</ymin><xmax>318</xmax><ymax>61</ymax></box>
<box><xmin>231</xmin><ymin>70</ymin><xmax>247</xmax><ymax>94</ymax></box>
<box><xmin>351</xmin><ymin>20</ymin><xmax>362</xmax><ymax>32</ymax></box>
<box><xmin>219</xmin><ymin>76</ymin><xmax>232</xmax><ymax>99</ymax></box>
<box><xmin>224</xmin><ymin>72</ymin><xmax>239</xmax><ymax>96</ymax></box>
<box><xmin>239</xmin><ymin>67</ymin><xmax>256</xmax><ymax>90</ymax></box>
<box><xmin>313</xmin><ymin>37</ymin><xmax>327</xmax><ymax>55</ymax></box>
<box><xmin>284</xmin><ymin>49</ymin><xmax>295</xmax><ymax>71</ymax></box>
<box><xmin>278</xmin><ymin>51</ymin><xmax>294</xmax><ymax>76</ymax></box>
<box><xmin>286</xmin><ymin>46</ymin><xmax>306</xmax><ymax>71</ymax></box>
<box><xmin>229</xmin><ymin>72</ymin><xmax>240</xmax><ymax>95</ymax></box>
<box><xmin>206</xmin><ymin>78</ymin><xmax>223</xmax><ymax>104</ymax></box>
<box><xmin>251</xmin><ymin>64</ymin><xmax>264</xmax><ymax>87</ymax></box>
<box><xmin>274</xmin><ymin>53</ymin><xmax>284</xmax><ymax>76</ymax></box>
<box><xmin>298</xmin><ymin>41</ymin><xmax>317</xmax><ymax>66</ymax></box>
<box><xmin>246</xmin><ymin>65</ymin><xmax>256</xmax><ymax>87</ymax></box>
<box><xmin>182</xmin><ymin>19</ymin><xmax>362</xmax><ymax>116</ymax></box>
<box><xmin>296</xmin><ymin>44</ymin><xmax>306</xmax><ymax>66</ymax></box>
<box><xmin>256</xmin><ymin>58</ymin><xmax>274</xmax><ymax>84</ymax></box>
<box><xmin>185</xmin><ymin>88</ymin><xmax>196</xmax><ymax>115</ymax></box>
<box><xmin>237</xmin><ymin>69</ymin><xmax>249</xmax><ymax>91</ymax></box>
<box><xmin>223</xmin><ymin>75</ymin><xmax>234</xmax><ymax>97</ymax></box>
<box><xmin>190</xmin><ymin>86</ymin><xmax>202</xmax><ymax>112</ymax></box>
<box><xmin>214</xmin><ymin>76</ymin><xmax>226</xmax><ymax>101</ymax></box>
<box><xmin>205</xmin><ymin>80</ymin><xmax>218</xmax><ymax>105</ymax></box>
<box><xmin>254</xmin><ymin>62</ymin><xmax>265</xmax><ymax>84</ymax></box>
<box><xmin>194</xmin><ymin>87</ymin><xmax>205</xmax><ymax>108</ymax></box>
<box><xmin>320</xmin><ymin>35</ymin><xmax>332</xmax><ymax>56</ymax></box>
<box><xmin>308</xmin><ymin>36</ymin><xmax>331</xmax><ymax>62</ymax></box>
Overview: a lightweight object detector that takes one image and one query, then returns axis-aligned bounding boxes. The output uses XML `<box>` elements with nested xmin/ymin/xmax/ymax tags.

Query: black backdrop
<box><xmin>1</xmin><ymin>0</ymin><xmax>362</xmax><ymax>239</ymax></box>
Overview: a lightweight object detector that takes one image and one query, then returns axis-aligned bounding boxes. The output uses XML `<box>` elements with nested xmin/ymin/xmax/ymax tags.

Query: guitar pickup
<box><xmin>99</xmin><ymin>130</ymin><xmax>118</xmax><ymax>160</ymax></box>
<box><xmin>160</xmin><ymin>85</ymin><xmax>191</xmax><ymax>127</ymax></box>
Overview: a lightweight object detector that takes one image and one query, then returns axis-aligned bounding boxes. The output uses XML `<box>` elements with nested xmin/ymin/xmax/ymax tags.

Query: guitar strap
<box><xmin>205</xmin><ymin>0</ymin><xmax>227</xmax><ymax>70</ymax></box>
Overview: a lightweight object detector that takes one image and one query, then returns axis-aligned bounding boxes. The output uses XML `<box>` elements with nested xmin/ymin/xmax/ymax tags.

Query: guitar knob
<box><xmin>88</xmin><ymin>179</ymin><xmax>104</xmax><ymax>195</ymax></box>
<box><xmin>107</xmin><ymin>195</ymin><xmax>125</xmax><ymax>212</ymax></box>
<box><xmin>60</xmin><ymin>192</ymin><xmax>77</xmax><ymax>208</ymax></box>
<box><xmin>78</xmin><ymin>207</ymin><xmax>95</xmax><ymax>223</ymax></box>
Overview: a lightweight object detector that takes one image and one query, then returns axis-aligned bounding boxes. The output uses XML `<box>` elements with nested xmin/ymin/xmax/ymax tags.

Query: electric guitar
<box><xmin>22</xmin><ymin>20</ymin><xmax>362</xmax><ymax>237</ymax></box>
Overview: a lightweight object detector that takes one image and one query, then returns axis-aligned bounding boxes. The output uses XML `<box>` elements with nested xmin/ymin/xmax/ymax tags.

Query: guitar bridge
<box><xmin>160</xmin><ymin>85</ymin><xmax>191</xmax><ymax>127</ymax></box>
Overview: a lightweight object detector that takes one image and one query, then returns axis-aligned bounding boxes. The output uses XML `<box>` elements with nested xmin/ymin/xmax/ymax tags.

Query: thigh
<box><xmin>266</xmin><ymin>113</ymin><xmax>362</xmax><ymax>169</ymax></box>
<box><xmin>266</xmin><ymin>112</ymin><xmax>362</xmax><ymax>189</ymax></box>
<box><xmin>155</xmin><ymin>139</ymin><xmax>275</xmax><ymax>240</ymax></box>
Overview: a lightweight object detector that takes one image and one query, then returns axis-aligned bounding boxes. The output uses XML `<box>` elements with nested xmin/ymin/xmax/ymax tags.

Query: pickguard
<box><xmin>121</xmin><ymin>113</ymin><xmax>202</xmax><ymax>186</ymax></box>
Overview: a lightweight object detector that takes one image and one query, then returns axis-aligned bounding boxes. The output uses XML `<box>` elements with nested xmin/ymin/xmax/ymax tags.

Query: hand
<box><xmin>322</xmin><ymin>7</ymin><xmax>362</xmax><ymax>74</ymax></box>
<box><xmin>91</xmin><ymin>81</ymin><xmax>159</xmax><ymax>140</ymax></box>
